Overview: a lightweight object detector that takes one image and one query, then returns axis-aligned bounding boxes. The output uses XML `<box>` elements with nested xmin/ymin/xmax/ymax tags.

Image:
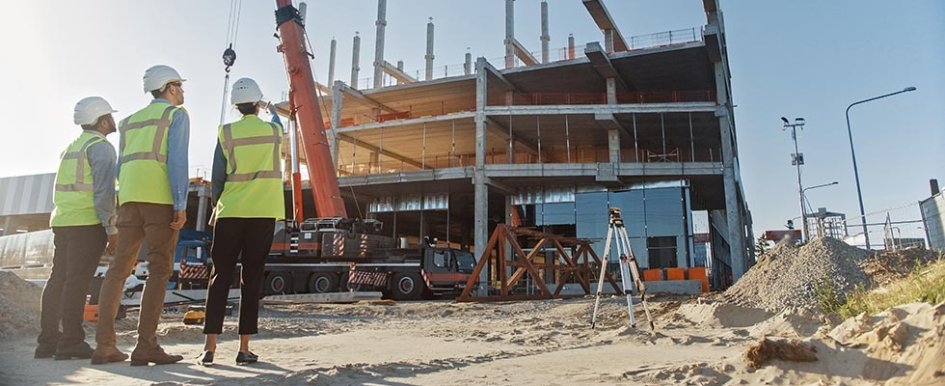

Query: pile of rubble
<box><xmin>724</xmin><ymin>237</ymin><xmax>869</xmax><ymax>311</ymax></box>
<box><xmin>0</xmin><ymin>271</ymin><xmax>42</xmax><ymax>338</ymax></box>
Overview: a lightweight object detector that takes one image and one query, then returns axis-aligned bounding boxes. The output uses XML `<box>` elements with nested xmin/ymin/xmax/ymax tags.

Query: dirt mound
<box><xmin>862</xmin><ymin>248</ymin><xmax>944</xmax><ymax>286</ymax></box>
<box><xmin>724</xmin><ymin>237</ymin><xmax>869</xmax><ymax>310</ymax></box>
<box><xmin>0</xmin><ymin>271</ymin><xmax>43</xmax><ymax>338</ymax></box>
<box><xmin>669</xmin><ymin>302</ymin><xmax>772</xmax><ymax>328</ymax></box>
<box><xmin>825</xmin><ymin>302</ymin><xmax>945</xmax><ymax>383</ymax></box>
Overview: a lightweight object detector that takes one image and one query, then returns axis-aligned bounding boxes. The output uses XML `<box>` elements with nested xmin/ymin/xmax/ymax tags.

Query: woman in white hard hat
<box><xmin>199</xmin><ymin>78</ymin><xmax>285</xmax><ymax>366</ymax></box>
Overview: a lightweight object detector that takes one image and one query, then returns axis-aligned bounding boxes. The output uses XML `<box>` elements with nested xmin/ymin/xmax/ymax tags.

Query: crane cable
<box><xmin>218</xmin><ymin>0</ymin><xmax>243</xmax><ymax>125</ymax></box>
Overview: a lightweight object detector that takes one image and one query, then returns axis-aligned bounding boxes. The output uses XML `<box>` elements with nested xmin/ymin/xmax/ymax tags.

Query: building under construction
<box><xmin>290</xmin><ymin>0</ymin><xmax>754</xmax><ymax>286</ymax></box>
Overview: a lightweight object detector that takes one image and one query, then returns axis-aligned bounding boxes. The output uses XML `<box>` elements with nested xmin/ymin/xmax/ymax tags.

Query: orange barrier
<box><xmin>83</xmin><ymin>305</ymin><xmax>99</xmax><ymax>323</ymax></box>
<box><xmin>665</xmin><ymin>268</ymin><xmax>685</xmax><ymax>281</ymax></box>
<box><xmin>642</xmin><ymin>269</ymin><xmax>663</xmax><ymax>281</ymax></box>
<box><xmin>688</xmin><ymin>267</ymin><xmax>709</xmax><ymax>293</ymax></box>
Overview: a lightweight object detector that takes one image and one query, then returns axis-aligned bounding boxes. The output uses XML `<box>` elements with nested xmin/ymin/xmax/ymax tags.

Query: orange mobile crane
<box><xmin>257</xmin><ymin>0</ymin><xmax>475</xmax><ymax>300</ymax></box>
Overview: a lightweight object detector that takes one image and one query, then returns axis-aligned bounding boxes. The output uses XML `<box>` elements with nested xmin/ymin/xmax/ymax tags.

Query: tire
<box><xmin>264</xmin><ymin>272</ymin><xmax>292</xmax><ymax>295</ymax></box>
<box><xmin>389</xmin><ymin>272</ymin><xmax>424</xmax><ymax>301</ymax></box>
<box><xmin>307</xmin><ymin>273</ymin><xmax>339</xmax><ymax>293</ymax></box>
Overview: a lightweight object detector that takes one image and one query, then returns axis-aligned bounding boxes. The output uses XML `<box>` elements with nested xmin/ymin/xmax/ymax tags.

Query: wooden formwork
<box><xmin>457</xmin><ymin>224</ymin><xmax>621</xmax><ymax>302</ymax></box>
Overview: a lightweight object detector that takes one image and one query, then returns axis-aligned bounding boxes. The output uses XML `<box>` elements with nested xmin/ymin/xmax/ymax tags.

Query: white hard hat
<box><xmin>74</xmin><ymin>96</ymin><xmax>117</xmax><ymax>126</ymax></box>
<box><xmin>231</xmin><ymin>77</ymin><xmax>264</xmax><ymax>105</ymax></box>
<box><xmin>142</xmin><ymin>65</ymin><xmax>185</xmax><ymax>93</ymax></box>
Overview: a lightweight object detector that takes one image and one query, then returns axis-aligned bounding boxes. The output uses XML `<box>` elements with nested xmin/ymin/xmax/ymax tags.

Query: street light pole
<box><xmin>844</xmin><ymin>86</ymin><xmax>917</xmax><ymax>250</ymax></box>
<box><xmin>782</xmin><ymin>117</ymin><xmax>807</xmax><ymax>242</ymax></box>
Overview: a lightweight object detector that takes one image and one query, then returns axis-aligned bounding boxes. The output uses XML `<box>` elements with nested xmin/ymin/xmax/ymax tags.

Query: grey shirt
<box><xmin>84</xmin><ymin>130</ymin><xmax>118</xmax><ymax>235</ymax></box>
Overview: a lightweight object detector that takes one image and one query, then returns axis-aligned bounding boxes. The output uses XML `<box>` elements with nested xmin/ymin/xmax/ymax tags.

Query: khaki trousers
<box><xmin>95</xmin><ymin>202</ymin><xmax>179</xmax><ymax>352</ymax></box>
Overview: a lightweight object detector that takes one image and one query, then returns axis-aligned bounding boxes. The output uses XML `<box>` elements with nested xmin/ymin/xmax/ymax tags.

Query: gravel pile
<box><xmin>0</xmin><ymin>271</ymin><xmax>43</xmax><ymax>338</ymax></box>
<box><xmin>724</xmin><ymin>237</ymin><xmax>869</xmax><ymax>311</ymax></box>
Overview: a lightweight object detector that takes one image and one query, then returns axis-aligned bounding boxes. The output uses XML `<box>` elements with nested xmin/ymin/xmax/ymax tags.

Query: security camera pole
<box><xmin>782</xmin><ymin>117</ymin><xmax>808</xmax><ymax>242</ymax></box>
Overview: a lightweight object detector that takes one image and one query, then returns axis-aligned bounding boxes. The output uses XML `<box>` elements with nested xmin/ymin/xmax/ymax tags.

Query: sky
<box><xmin>0</xmin><ymin>0</ymin><xmax>942</xmax><ymax>242</ymax></box>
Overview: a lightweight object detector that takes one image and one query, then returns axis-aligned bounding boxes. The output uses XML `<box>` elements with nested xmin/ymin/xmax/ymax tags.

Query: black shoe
<box><xmin>235</xmin><ymin>351</ymin><xmax>258</xmax><ymax>365</ymax></box>
<box><xmin>54</xmin><ymin>342</ymin><xmax>95</xmax><ymax>360</ymax></box>
<box><xmin>34</xmin><ymin>344</ymin><xmax>57</xmax><ymax>359</ymax></box>
<box><xmin>198</xmin><ymin>351</ymin><xmax>214</xmax><ymax>367</ymax></box>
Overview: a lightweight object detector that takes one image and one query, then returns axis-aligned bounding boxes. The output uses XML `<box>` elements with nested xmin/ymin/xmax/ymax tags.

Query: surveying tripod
<box><xmin>591</xmin><ymin>207</ymin><xmax>655</xmax><ymax>330</ymax></box>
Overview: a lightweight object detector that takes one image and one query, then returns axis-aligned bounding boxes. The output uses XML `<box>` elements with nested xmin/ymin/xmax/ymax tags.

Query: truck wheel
<box><xmin>265</xmin><ymin>272</ymin><xmax>292</xmax><ymax>295</ymax></box>
<box><xmin>307</xmin><ymin>273</ymin><xmax>338</xmax><ymax>293</ymax></box>
<box><xmin>390</xmin><ymin>272</ymin><xmax>424</xmax><ymax>301</ymax></box>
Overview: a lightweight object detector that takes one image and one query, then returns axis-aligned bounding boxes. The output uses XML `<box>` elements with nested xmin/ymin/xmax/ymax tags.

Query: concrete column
<box><xmin>606</xmin><ymin>78</ymin><xmax>620</xmax><ymax>164</ymax></box>
<box><xmin>604</xmin><ymin>29</ymin><xmax>614</xmax><ymax>53</ymax></box>
<box><xmin>351</xmin><ymin>32</ymin><xmax>361</xmax><ymax>89</ymax></box>
<box><xmin>396</xmin><ymin>60</ymin><xmax>404</xmax><ymax>85</ymax></box>
<box><xmin>716</xmin><ymin>60</ymin><xmax>747</xmax><ymax>281</ymax></box>
<box><xmin>474</xmin><ymin>57</ymin><xmax>489</xmax><ymax>294</ymax></box>
<box><xmin>373</xmin><ymin>0</ymin><xmax>387</xmax><ymax>89</ymax></box>
<box><xmin>328</xmin><ymin>38</ymin><xmax>337</xmax><ymax>86</ymax></box>
<box><xmin>568</xmin><ymin>33</ymin><xmax>575</xmax><ymax>60</ymax></box>
<box><xmin>540</xmin><ymin>1</ymin><xmax>550</xmax><ymax>63</ymax></box>
<box><xmin>464</xmin><ymin>51</ymin><xmax>472</xmax><ymax>75</ymax></box>
<box><xmin>425</xmin><ymin>17</ymin><xmax>435</xmax><ymax>81</ymax></box>
<box><xmin>504</xmin><ymin>0</ymin><xmax>515</xmax><ymax>69</ymax></box>
<box><xmin>2</xmin><ymin>216</ymin><xmax>16</xmax><ymax>236</ymax></box>
<box><xmin>330</xmin><ymin>80</ymin><xmax>343</xmax><ymax>164</ymax></box>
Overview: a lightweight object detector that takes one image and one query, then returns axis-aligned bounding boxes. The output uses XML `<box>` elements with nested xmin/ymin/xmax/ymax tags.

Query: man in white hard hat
<box><xmin>92</xmin><ymin>65</ymin><xmax>190</xmax><ymax>366</ymax></box>
<box><xmin>198</xmin><ymin>78</ymin><xmax>284</xmax><ymax>366</ymax></box>
<box><xmin>36</xmin><ymin>97</ymin><xmax>119</xmax><ymax>361</ymax></box>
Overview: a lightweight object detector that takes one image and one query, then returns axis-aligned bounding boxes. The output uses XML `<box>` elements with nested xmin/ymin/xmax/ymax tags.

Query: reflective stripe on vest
<box><xmin>221</xmin><ymin>121</ymin><xmax>282</xmax><ymax>182</ymax></box>
<box><xmin>50</xmin><ymin>132</ymin><xmax>105</xmax><ymax>227</ymax></box>
<box><xmin>117</xmin><ymin>102</ymin><xmax>179</xmax><ymax>206</ymax></box>
<box><xmin>215</xmin><ymin>116</ymin><xmax>285</xmax><ymax>219</ymax></box>
<box><xmin>54</xmin><ymin>135</ymin><xmax>102</xmax><ymax>192</ymax></box>
<box><xmin>118</xmin><ymin>105</ymin><xmax>176</xmax><ymax>164</ymax></box>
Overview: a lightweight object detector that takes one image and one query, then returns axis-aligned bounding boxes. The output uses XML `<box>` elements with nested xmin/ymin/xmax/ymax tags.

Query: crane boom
<box><xmin>275</xmin><ymin>0</ymin><xmax>348</xmax><ymax>218</ymax></box>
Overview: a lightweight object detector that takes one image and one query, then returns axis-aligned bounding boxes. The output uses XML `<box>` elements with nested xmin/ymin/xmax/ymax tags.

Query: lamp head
<box><xmin>781</xmin><ymin>117</ymin><xmax>789</xmax><ymax>124</ymax></box>
<box><xmin>904</xmin><ymin>86</ymin><xmax>917</xmax><ymax>92</ymax></box>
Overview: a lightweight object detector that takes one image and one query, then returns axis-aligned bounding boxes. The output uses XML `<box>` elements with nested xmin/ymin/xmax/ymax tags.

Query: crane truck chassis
<box><xmin>263</xmin><ymin>218</ymin><xmax>476</xmax><ymax>300</ymax></box>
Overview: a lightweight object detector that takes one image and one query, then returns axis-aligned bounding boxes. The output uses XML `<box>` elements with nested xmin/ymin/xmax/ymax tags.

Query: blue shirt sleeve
<box><xmin>166</xmin><ymin>108</ymin><xmax>190</xmax><ymax>211</ymax></box>
<box><xmin>211</xmin><ymin>141</ymin><xmax>226</xmax><ymax>204</ymax></box>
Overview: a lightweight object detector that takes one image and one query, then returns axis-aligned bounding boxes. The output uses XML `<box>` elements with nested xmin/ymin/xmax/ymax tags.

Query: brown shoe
<box><xmin>90</xmin><ymin>347</ymin><xmax>129</xmax><ymax>365</ymax></box>
<box><xmin>130</xmin><ymin>346</ymin><xmax>183</xmax><ymax>366</ymax></box>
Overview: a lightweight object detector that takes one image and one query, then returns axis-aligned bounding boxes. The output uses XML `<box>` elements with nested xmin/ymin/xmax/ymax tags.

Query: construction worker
<box><xmin>91</xmin><ymin>65</ymin><xmax>190</xmax><ymax>366</ymax></box>
<box><xmin>35</xmin><ymin>97</ymin><xmax>119</xmax><ymax>360</ymax></box>
<box><xmin>199</xmin><ymin>78</ymin><xmax>285</xmax><ymax>366</ymax></box>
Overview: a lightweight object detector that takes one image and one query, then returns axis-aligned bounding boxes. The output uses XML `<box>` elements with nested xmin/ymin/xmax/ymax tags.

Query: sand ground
<box><xmin>0</xmin><ymin>296</ymin><xmax>940</xmax><ymax>385</ymax></box>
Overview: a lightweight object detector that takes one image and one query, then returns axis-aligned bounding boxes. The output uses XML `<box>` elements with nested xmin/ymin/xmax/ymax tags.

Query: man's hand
<box><xmin>105</xmin><ymin>233</ymin><xmax>118</xmax><ymax>255</ymax></box>
<box><xmin>170</xmin><ymin>210</ymin><xmax>187</xmax><ymax>230</ymax></box>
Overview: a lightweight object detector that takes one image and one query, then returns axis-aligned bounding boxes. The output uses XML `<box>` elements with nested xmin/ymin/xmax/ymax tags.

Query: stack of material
<box><xmin>0</xmin><ymin>271</ymin><xmax>43</xmax><ymax>338</ymax></box>
<box><xmin>724</xmin><ymin>237</ymin><xmax>869</xmax><ymax>310</ymax></box>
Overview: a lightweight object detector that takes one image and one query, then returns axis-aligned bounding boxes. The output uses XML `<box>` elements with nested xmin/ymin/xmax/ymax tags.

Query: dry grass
<box><xmin>829</xmin><ymin>257</ymin><xmax>945</xmax><ymax>318</ymax></box>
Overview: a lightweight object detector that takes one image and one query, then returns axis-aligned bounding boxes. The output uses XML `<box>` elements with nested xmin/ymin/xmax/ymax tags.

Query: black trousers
<box><xmin>203</xmin><ymin>218</ymin><xmax>275</xmax><ymax>335</ymax></box>
<box><xmin>38</xmin><ymin>225</ymin><xmax>107</xmax><ymax>348</ymax></box>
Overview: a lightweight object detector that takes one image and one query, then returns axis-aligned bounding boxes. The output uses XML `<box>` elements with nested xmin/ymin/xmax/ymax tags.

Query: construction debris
<box><xmin>0</xmin><ymin>271</ymin><xmax>42</xmax><ymax>338</ymax></box>
<box><xmin>724</xmin><ymin>237</ymin><xmax>869</xmax><ymax>310</ymax></box>
<box><xmin>743</xmin><ymin>337</ymin><xmax>818</xmax><ymax>368</ymax></box>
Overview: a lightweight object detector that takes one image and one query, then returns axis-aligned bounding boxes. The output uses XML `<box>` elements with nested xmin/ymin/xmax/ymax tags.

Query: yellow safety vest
<box><xmin>50</xmin><ymin>131</ymin><xmax>106</xmax><ymax>227</ymax></box>
<box><xmin>117</xmin><ymin>101</ymin><xmax>180</xmax><ymax>206</ymax></box>
<box><xmin>215</xmin><ymin>115</ymin><xmax>285</xmax><ymax>219</ymax></box>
